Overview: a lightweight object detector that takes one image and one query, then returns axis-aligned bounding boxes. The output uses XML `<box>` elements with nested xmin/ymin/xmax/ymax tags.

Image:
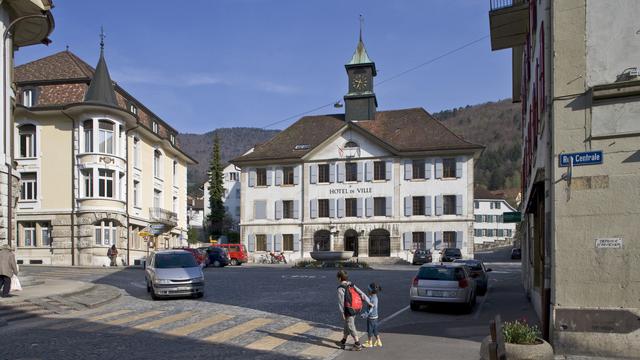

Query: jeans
<box><xmin>109</xmin><ymin>256</ymin><xmax>117</xmax><ymax>266</ymax></box>
<box><xmin>367</xmin><ymin>318</ymin><xmax>379</xmax><ymax>338</ymax></box>
<box><xmin>342</xmin><ymin>315</ymin><xmax>358</xmax><ymax>340</ymax></box>
<box><xmin>0</xmin><ymin>275</ymin><xmax>11</xmax><ymax>297</ymax></box>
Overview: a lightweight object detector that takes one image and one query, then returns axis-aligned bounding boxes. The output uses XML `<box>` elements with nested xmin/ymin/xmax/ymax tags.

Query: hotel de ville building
<box><xmin>232</xmin><ymin>36</ymin><xmax>483</xmax><ymax>263</ymax></box>
<box><xmin>12</xmin><ymin>47</ymin><xmax>196</xmax><ymax>266</ymax></box>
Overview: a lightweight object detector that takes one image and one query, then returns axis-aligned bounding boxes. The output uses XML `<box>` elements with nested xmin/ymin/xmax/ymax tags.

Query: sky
<box><xmin>15</xmin><ymin>0</ymin><xmax>512</xmax><ymax>134</ymax></box>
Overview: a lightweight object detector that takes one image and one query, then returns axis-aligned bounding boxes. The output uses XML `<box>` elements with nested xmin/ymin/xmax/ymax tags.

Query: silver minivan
<box><xmin>409</xmin><ymin>263</ymin><xmax>477</xmax><ymax>312</ymax></box>
<box><xmin>145</xmin><ymin>250</ymin><xmax>205</xmax><ymax>300</ymax></box>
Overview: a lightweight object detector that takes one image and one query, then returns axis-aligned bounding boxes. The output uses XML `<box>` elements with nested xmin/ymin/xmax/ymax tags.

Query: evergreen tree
<box><xmin>207</xmin><ymin>135</ymin><xmax>226</xmax><ymax>235</ymax></box>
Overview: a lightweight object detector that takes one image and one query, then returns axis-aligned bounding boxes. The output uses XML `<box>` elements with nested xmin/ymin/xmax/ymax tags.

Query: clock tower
<box><xmin>344</xmin><ymin>34</ymin><xmax>378</xmax><ymax>122</ymax></box>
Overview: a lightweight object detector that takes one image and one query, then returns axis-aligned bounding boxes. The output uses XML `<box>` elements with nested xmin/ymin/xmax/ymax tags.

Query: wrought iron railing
<box><xmin>149</xmin><ymin>207</ymin><xmax>178</xmax><ymax>227</ymax></box>
<box><xmin>490</xmin><ymin>0</ymin><xmax>527</xmax><ymax>11</ymax></box>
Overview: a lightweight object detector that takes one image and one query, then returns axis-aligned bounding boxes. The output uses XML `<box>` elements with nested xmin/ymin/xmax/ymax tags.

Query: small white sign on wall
<box><xmin>595</xmin><ymin>238</ymin><xmax>623</xmax><ymax>249</ymax></box>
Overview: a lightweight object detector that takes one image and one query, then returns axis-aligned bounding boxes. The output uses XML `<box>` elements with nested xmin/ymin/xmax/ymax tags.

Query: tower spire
<box><xmin>359</xmin><ymin>14</ymin><xmax>363</xmax><ymax>42</ymax></box>
<box><xmin>84</xmin><ymin>27</ymin><xmax>117</xmax><ymax>106</ymax></box>
<box><xmin>99</xmin><ymin>26</ymin><xmax>105</xmax><ymax>53</ymax></box>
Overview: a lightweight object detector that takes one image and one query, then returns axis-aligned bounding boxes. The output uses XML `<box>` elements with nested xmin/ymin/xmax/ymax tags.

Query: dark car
<box><xmin>440</xmin><ymin>248</ymin><xmax>462</xmax><ymax>262</ymax></box>
<box><xmin>206</xmin><ymin>247</ymin><xmax>230</xmax><ymax>267</ymax></box>
<box><xmin>412</xmin><ymin>249</ymin><xmax>432</xmax><ymax>265</ymax></box>
<box><xmin>173</xmin><ymin>247</ymin><xmax>207</xmax><ymax>267</ymax></box>
<box><xmin>511</xmin><ymin>248</ymin><xmax>522</xmax><ymax>260</ymax></box>
<box><xmin>453</xmin><ymin>259</ymin><xmax>492</xmax><ymax>295</ymax></box>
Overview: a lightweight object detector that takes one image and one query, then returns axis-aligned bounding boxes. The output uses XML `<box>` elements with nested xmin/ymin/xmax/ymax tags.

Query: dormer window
<box><xmin>170</xmin><ymin>134</ymin><xmax>175</xmax><ymax>144</ymax></box>
<box><xmin>152</xmin><ymin>121</ymin><xmax>158</xmax><ymax>134</ymax></box>
<box><xmin>129</xmin><ymin>103</ymin><xmax>137</xmax><ymax>115</ymax></box>
<box><xmin>22</xmin><ymin>89</ymin><xmax>35</xmax><ymax>107</ymax></box>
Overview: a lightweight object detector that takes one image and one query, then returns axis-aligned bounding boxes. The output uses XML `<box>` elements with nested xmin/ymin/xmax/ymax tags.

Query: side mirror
<box><xmin>486</xmin><ymin>268</ymin><xmax>492</xmax><ymax>272</ymax></box>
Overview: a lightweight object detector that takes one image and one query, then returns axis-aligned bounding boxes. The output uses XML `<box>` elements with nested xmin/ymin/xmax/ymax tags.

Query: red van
<box><xmin>213</xmin><ymin>244</ymin><xmax>248</xmax><ymax>266</ymax></box>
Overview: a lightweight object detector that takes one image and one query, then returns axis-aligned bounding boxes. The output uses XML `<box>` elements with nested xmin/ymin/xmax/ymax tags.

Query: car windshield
<box><xmin>155</xmin><ymin>253</ymin><xmax>198</xmax><ymax>268</ymax></box>
<box><xmin>444</xmin><ymin>249</ymin><xmax>461</xmax><ymax>256</ymax></box>
<box><xmin>418</xmin><ymin>267</ymin><xmax>465</xmax><ymax>281</ymax></box>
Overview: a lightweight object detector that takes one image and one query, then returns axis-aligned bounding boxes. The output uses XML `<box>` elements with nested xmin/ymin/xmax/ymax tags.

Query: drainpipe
<box><xmin>2</xmin><ymin>13</ymin><xmax>49</xmax><ymax>248</ymax></box>
<box><xmin>125</xmin><ymin>125</ymin><xmax>139</xmax><ymax>266</ymax></box>
<box><xmin>62</xmin><ymin>110</ymin><xmax>76</xmax><ymax>265</ymax></box>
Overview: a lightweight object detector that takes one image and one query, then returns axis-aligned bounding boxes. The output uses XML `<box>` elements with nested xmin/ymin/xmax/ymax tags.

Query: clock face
<box><xmin>352</xmin><ymin>74</ymin><xmax>368</xmax><ymax>91</ymax></box>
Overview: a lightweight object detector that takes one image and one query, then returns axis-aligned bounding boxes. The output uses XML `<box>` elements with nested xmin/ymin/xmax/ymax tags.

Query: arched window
<box><xmin>95</xmin><ymin>220</ymin><xmax>118</xmax><ymax>246</ymax></box>
<box><xmin>18</xmin><ymin>124</ymin><xmax>36</xmax><ymax>158</ymax></box>
<box><xmin>313</xmin><ymin>230</ymin><xmax>331</xmax><ymax>251</ymax></box>
<box><xmin>153</xmin><ymin>149</ymin><xmax>162</xmax><ymax>178</ymax></box>
<box><xmin>83</xmin><ymin>120</ymin><xmax>93</xmax><ymax>152</ymax></box>
<box><xmin>344</xmin><ymin>141</ymin><xmax>358</xmax><ymax>148</ymax></box>
<box><xmin>98</xmin><ymin>120</ymin><xmax>114</xmax><ymax>154</ymax></box>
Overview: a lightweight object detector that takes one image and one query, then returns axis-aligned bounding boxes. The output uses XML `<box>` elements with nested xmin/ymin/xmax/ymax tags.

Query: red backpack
<box><xmin>341</xmin><ymin>284</ymin><xmax>363</xmax><ymax>315</ymax></box>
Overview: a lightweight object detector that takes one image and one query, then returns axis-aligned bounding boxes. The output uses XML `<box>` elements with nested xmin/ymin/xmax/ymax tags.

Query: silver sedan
<box><xmin>409</xmin><ymin>262</ymin><xmax>477</xmax><ymax>312</ymax></box>
<box><xmin>145</xmin><ymin>250</ymin><xmax>205</xmax><ymax>300</ymax></box>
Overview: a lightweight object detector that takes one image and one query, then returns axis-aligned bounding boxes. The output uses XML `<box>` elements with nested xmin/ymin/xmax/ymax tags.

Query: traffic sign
<box><xmin>503</xmin><ymin>212</ymin><xmax>522</xmax><ymax>223</ymax></box>
<box><xmin>138</xmin><ymin>231</ymin><xmax>152</xmax><ymax>237</ymax></box>
<box><xmin>150</xmin><ymin>224</ymin><xmax>165</xmax><ymax>230</ymax></box>
<box><xmin>559</xmin><ymin>151</ymin><xmax>603</xmax><ymax>167</ymax></box>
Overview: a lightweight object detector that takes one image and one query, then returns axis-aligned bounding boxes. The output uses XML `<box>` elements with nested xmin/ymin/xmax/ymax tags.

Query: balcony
<box><xmin>489</xmin><ymin>0</ymin><xmax>529</xmax><ymax>51</ymax></box>
<box><xmin>149</xmin><ymin>207</ymin><xmax>178</xmax><ymax>228</ymax></box>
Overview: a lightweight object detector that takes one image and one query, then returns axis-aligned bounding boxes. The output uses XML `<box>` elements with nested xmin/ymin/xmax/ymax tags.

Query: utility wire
<box><xmin>262</xmin><ymin>34</ymin><xmax>490</xmax><ymax>129</ymax></box>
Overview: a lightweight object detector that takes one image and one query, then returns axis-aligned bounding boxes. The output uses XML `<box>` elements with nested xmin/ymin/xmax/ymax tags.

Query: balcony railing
<box><xmin>490</xmin><ymin>0</ymin><xmax>527</xmax><ymax>11</ymax></box>
<box><xmin>149</xmin><ymin>207</ymin><xmax>178</xmax><ymax>227</ymax></box>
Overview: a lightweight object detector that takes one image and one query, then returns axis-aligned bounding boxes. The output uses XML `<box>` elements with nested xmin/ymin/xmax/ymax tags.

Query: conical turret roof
<box><xmin>84</xmin><ymin>49</ymin><xmax>117</xmax><ymax>106</ymax></box>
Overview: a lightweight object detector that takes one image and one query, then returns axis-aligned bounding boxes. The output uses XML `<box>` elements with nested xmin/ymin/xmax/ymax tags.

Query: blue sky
<box><xmin>16</xmin><ymin>0</ymin><xmax>511</xmax><ymax>134</ymax></box>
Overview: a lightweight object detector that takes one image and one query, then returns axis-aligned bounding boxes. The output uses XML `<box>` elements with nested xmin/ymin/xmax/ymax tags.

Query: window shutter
<box><xmin>249</xmin><ymin>169</ymin><xmax>256</xmax><ymax>187</ymax></box>
<box><xmin>329</xmin><ymin>163</ymin><xmax>336</xmax><ymax>183</ymax></box>
<box><xmin>293</xmin><ymin>234</ymin><xmax>301</xmax><ymax>252</ymax></box>
<box><xmin>267</xmin><ymin>234</ymin><xmax>274</xmax><ymax>251</ymax></box>
<box><xmin>404</xmin><ymin>196</ymin><xmax>412</xmax><ymax>217</ymax></box>
<box><xmin>275</xmin><ymin>168</ymin><xmax>283</xmax><ymax>186</ymax></box>
<box><xmin>385</xmin><ymin>196</ymin><xmax>392</xmax><ymax>216</ymax></box>
<box><xmin>435</xmin><ymin>195</ymin><xmax>443</xmax><ymax>216</ymax></box>
<box><xmin>425</xmin><ymin>195</ymin><xmax>432</xmax><ymax>216</ymax></box>
<box><xmin>456</xmin><ymin>195</ymin><xmax>463</xmax><ymax>215</ymax></box>
<box><xmin>310</xmin><ymin>165</ymin><xmax>318</xmax><ymax>184</ymax></box>
<box><xmin>310</xmin><ymin>199</ymin><xmax>318</xmax><ymax>219</ymax></box>
<box><xmin>275</xmin><ymin>200</ymin><xmax>283</xmax><ymax>220</ymax></box>
<box><xmin>456</xmin><ymin>157</ymin><xmax>463</xmax><ymax>178</ymax></box>
<box><xmin>266</xmin><ymin>168</ymin><xmax>273</xmax><ymax>186</ymax></box>
<box><xmin>357</xmin><ymin>162</ymin><xmax>364</xmax><ymax>182</ymax></box>
<box><xmin>357</xmin><ymin>198</ymin><xmax>363</xmax><ymax>217</ymax></box>
<box><xmin>275</xmin><ymin>234</ymin><xmax>282</xmax><ymax>252</ymax></box>
<box><xmin>365</xmin><ymin>161</ymin><xmax>373</xmax><ymax>181</ymax></box>
<box><xmin>456</xmin><ymin>231</ymin><xmax>463</xmax><ymax>249</ymax></box>
<box><xmin>329</xmin><ymin>199</ymin><xmax>336</xmax><ymax>218</ymax></box>
<box><xmin>248</xmin><ymin>234</ymin><xmax>255</xmax><ymax>252</ymax></box>
<box><xmin>404</xmin><ymin>160</ymin><xmax>412</xmax><ymax>180</ymax></box>
<box><xmin>385</xmin><ymin>161</ymin><xmax>392</xmax><ymax>180</ymax></box>
<box><xmin>435</xmin><ymin>159</ymin><xmax>443</xmax><ymax>179</ymax></box>
<box><xmin>337</xmin><ymin>198</ymin><xmax>345</xmax><ymax>218</ymax></box>
<box><xmin>294</xmin><ymin>166</ymin><xmax>300</xmax><ymax>185</ymax></box>
<box><xmin>293</xmin><ymin>200</ymin><xmax>300</xmax><ymax>219</ymax></box>
<box><xmin>425</xmin><ymin>231</ymin><xmax>433</xmax><ymax>249</ymax></box>
<box><xmin>425</xmin><ymin>159</ymin><xmax>432</xmax><ymax>179</ymax></box>
<box><xmin>435</xmin><ymin>232</ymin><xmax>442</xmax><ymax>249</ymax></box>
<box><xmin>337</xmin><ymin>163</ymin><xmax>345</xmax><ymax>183</ymax></box>
<box><xmin>403</xmin><ymin>232</ymin><xmax>412</xmax><ymax>250</ymax></box>
<box><xmin>365</xmin><ymin>197</ymin><xmax>373</xmax><ymax>217</ymax></box>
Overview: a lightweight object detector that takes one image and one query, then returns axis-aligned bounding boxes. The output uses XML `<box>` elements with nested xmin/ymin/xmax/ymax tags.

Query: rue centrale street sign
<box><xmin>559</xmin><ymin>150</ymin><xmax>603</xmax><ymax>167</ymax></box>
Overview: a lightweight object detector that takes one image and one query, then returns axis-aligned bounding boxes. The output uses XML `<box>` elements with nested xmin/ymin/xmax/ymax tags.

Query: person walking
<box><xmin>0</xmin><ymin>244</ymin><xmax>19</xmax><ymax>298</ymax></box>
<box><xmin>336</xmin><ymin>270</ymin><xmax>372</xmax><ymax>351</ymax></box>
<box><xmin>107</xmin><ymin>245</ymin><xmax>118</xmax><ymax>267</ymax></box>
<box><xmin>361</xmin><ymin>283</ymin><xmax>383</xmax><ymax>348</ymax></box>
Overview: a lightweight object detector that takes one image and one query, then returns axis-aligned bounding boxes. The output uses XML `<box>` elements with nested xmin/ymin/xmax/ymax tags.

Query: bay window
<box><xmin>83</xmin><ymin>120</ymin><xmax>93</xmax><ymax>152</ymax></box>
<box><xmin>95</xmin><ymin>220</ymin><xmax>117</xmax><ymax>246</ymax></box>
<box><xmin>98</xmin><ymin>169</ymin><xmax>114</xmax><ymax>198</ymax></box>
<box><xmin>98</xmin><ymin>120</ymin><xmax>114</xmax><ymax>154</ymax></box>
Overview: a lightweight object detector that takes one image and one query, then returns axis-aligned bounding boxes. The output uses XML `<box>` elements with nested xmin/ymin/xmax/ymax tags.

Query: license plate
<box><xmin>425</xmin><ymin>290</ymin><xmax>443</xmax><ymax>297</ymax></box>
<box><xmin>177</xmin><ymin>287</ymin><xmax>192</xmax><ymax>291</ymax></box>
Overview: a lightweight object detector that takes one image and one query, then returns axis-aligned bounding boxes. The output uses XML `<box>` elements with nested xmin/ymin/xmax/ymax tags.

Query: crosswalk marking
<box><xmin>299</xmin><ymin>330</ymin><xmax>343</xmax><ymax>358</ymax></box>
<box><xmin>46</xmin><ymin>309</ymin><xmax>134</xmax><ymax>330</ymax></box>
<box><xmin>203</xmin><ymin>318</ymin><xmax>273</xmax><ymax>343</ymax></box>
<box><xmin>116</xmin><ymin>311</ymin><xmax>194</xmax><ymax>335</ymax></box>
<box><xmin>246</xmin><ymin>321</ymin><xmax>312</xmax><ymax>351</ymax></box>
<box><xmin>163</xmin><ymin>314</ymin><xmax>234</xmax><ymax>337</ymax></box>
<box><xmin>79</xmin><ymin>310</ymin><xmax>163</xmax><ymax>332</ymax></box>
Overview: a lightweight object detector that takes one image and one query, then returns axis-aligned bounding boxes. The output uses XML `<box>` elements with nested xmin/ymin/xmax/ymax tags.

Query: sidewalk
<box><xmin>1</xmin><ymin>279</ymin><xmax>93</xmax><ymax>304</ymax></box>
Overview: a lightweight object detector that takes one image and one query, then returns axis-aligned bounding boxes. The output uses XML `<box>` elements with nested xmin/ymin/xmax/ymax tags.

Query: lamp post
<box><xmin>2</xmin><ymin>14</ymin><xmax>49</xmax><ymax>247</ymax></box>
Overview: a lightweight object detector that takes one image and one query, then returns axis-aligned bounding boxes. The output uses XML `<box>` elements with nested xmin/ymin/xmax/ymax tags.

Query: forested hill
<box><xmin>180</xmin><ymin>99</ymin><xmax>521</xmax><ymax>195</ymax></box>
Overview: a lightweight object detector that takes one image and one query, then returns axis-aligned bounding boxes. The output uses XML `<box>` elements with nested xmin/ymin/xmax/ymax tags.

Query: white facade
<box><xmin>237</xmin><ymin>127</ymin><xmax>477</xmax><ymax>263</ymax></box>
<box><xmin>203</xmin><ymin>163</ymin><xmax>241</xmax><ymax>231</ymax></box>
<box><xmin>473</xmin><ymin>199</ymin><xmax>516</xmax><ymax>245</ymax></box>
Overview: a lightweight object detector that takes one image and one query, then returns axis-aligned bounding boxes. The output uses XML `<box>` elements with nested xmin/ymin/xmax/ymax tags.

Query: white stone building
<box><xmin>473</xmin><ymin>188</ymin><xmax>516</xmax><ymax>245</ymax></box>
<box><xmin>203</xmin><ymin>163</ymin><xmax>241</xmax><ymax>231</ymax></box>
<box><xmin>232</xmin><ymin>36</ymin><xmax>483</xmax><ymax>263</ymax></box>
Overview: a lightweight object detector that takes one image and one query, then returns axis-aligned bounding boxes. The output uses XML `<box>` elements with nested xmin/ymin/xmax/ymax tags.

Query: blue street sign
<box><xmin>559</xmin><ymin>151</ymin><xmax>603</xmax><ymax>167</ymax></box>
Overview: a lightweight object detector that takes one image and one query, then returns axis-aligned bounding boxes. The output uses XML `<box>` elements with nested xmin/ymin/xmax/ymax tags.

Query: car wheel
<box><xmin>410</xmin><ymin>301</ymin><xmax>421</xmax><ymax>311</ymax></box>
<box><xmin>230</xmin><ymin>259</ymin><xmax>239</xmax><ymax>266</ymax></box>
<box><xmin>213</xmin><ymin>260</ymin><xmax>221</xmax><ymax>267</ymax></box>
<box><xmin>150</xmin><ymin>287</ymin><xmax>159</xmax><ymax>301</ymax></box>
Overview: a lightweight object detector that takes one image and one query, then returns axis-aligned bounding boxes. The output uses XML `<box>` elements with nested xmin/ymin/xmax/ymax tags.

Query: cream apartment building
<box><xmin>489</xmin><ymin>0</ymin><xmax>640</xmax><ymax>356</ymax></box>
<box><xmin>12</xmin><ymin>48</ymin><xmax>195</xmax><ymax>266</ymax></box>
<box><xmin>0</xmin><ymin>0</ymin><xmax>54</xmax><ymax>248</ymax></box>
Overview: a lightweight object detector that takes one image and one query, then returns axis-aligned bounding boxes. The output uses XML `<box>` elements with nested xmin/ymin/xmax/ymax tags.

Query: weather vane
<box><xmin>99</xmin><ymin>26</ymin><xmax>106</xmax><ymax>51</ymax></box>
<box><xmin>359</xmin><ymin>14</ymin><xmax>364</xmax><ymax>41</ymax></box>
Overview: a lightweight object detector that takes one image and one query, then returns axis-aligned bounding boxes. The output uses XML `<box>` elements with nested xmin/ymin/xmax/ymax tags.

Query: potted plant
<box><xmin>480</xmin><ymin>319</ymin><xmax>554</xmax><ymax>360</ymax></box>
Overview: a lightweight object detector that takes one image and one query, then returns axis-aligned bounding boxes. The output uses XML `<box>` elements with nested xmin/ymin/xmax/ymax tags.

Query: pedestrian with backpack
<box><xmin>361</xmin><ymin>282</ymin><xmax>382</xmax><ymax>348</ymax></box>
<box><xmin>336</xmin><ymin>270</ymin><xmax>372</xmax><ymax>351</ymax></box>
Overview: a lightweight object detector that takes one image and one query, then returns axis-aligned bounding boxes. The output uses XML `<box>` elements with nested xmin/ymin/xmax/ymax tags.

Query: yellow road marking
<box><xmin>246</xmin><ymin>322</ymin><xmax>312</xmax><ymax>351</ymax></box>
<box><xmin>203</xmin><ymin>318</ymin><xmax>273</xmax><ymax>343</ymax></box>
<box><xmin>299</xmin><ymin>330</ymin><xmax>343</xmax><ymax>358</ymax></box>
<box><xmin>116</xmin><ymin>311</ymin><xmax>194</xmax><ymax>334</ymax></box>
<box><xmin>79</xmin><ymin>310</ymin><xmax>163</xmax><ymax>332</ymax></box>
<box><xmin>46</xmin><ymin>309</ymin><xmax>133</xmax><ymax>330</ymax></box>
<box><xmin>163</xmin><ymin>314</ymin><xmax>234</xmax><ymax>337</ymax></box>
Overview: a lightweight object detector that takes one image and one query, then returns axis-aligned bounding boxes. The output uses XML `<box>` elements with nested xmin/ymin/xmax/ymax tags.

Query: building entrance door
<box><xmin>344</xmin><ymin>229</ymin><xmax>358</xmax><ymax>257</ymax></box>
<box><xmin>368</xmin><ymin>229</ymin><xmax>390</xmax><ymax>257</ymax></box>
